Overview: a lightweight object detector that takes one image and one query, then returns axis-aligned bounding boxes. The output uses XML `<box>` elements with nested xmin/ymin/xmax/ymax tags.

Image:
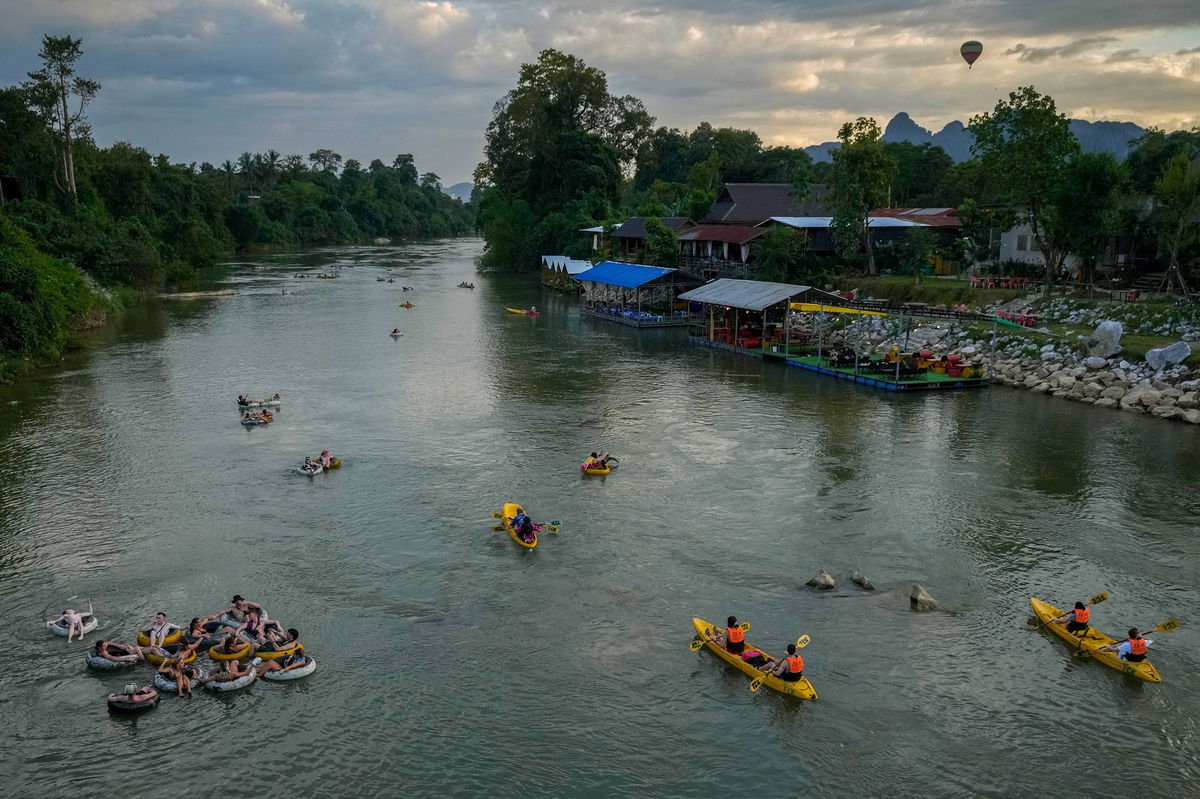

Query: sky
<box><xmin>2</xmin><ymin>0</ymin><xmax>1198</xmax><ymax>185</ymax></box>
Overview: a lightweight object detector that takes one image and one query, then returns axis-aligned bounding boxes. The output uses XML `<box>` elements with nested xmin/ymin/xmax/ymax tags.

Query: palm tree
<box><xmin>262</xmin><ymin>149</ymin><xmax>281</xmax><ymax>189</ymax></box>
<box><xmin>220</xmin><ymin>160</ymin><xmax>235</xmax><ymax>193</ymax></box>
<box><xmin>237</xmin><ymin>152</ymin><xmax>255</xmax><ymax>193</ymax></box>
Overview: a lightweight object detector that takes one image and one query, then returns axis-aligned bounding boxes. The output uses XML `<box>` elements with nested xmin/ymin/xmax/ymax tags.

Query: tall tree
<box><xmin>22</xmin><ymin>35</ymin><xmax>100</xmax><ymax>199</ymax></box>
<box><xmin>968</xmin><ymin>86</ymin><xmax>1080</xmax><ymax>285</ymax></box>
<box><xmin>643</xmin><ymin>217</ymin><xmax>679</xmax><ymax>269</ymax></box>
<box><xmin>754</xmin><ymin>225</ymin><xmax>807</xmax><ymax>283</ymax></box>
<box><xmin>308</xmin><ymin>148</ymin><xmax>342</xmax><ymax>173</ymax></box>
<box><xmin>1049</xmin><ymin>153</ymin><xmax>1128</xmax><ymax>285</ymax></box>
<box><xmin>1154</xmin><ymin>153</ymin><xmax>1200</xmax><ymax>293</ymax></box>
<box><xmin>828</xmin><ymin>117</ymin><xmax>898</xmax><ymax>274</ymax></box>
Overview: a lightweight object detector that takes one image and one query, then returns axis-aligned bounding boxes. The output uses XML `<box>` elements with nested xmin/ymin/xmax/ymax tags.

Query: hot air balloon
<box><xmin>960</xmin><ymin>41</ymin><xmax>983</xmax><ymax>68</ymax></box>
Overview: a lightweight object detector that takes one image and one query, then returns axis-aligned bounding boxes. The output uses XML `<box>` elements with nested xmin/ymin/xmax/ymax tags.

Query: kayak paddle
<box><xmin>749</xmin><ymin>635</ymin><xmax>812</xmax><ymax>692</ymax></box>
<box><xmin>1071</xmin><ymin>619</ymin><xmax>1180</xmax><ymax>658</ymax></box>
<box><xmin>1027</xmin><ymin>592</ymin><xmax>1109</xmax><ymax>632</ymax></box>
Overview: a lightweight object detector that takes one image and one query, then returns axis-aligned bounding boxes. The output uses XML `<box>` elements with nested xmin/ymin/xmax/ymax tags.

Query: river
<box><xmin>1</xmin><ymin>238</ymin><xmax>1197</xmax><ymax>797</ymax></box>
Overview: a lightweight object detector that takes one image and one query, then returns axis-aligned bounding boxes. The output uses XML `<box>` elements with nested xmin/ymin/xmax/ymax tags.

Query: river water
<box><xmin>1</xmin><ymin>239</ymin><xmax>1198</xmax><ymax>797</ymax></box>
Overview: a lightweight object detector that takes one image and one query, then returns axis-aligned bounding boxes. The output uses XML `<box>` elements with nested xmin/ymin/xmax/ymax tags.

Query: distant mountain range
<box><xmin>443</xmin><ymin>182</ymin><xmax>473</xmax><ymax>202</ymax></box>
<box><xmin>804</xmin><ymin>112</ymin><xmax>1149</xmax><ymax>163</ymax></box>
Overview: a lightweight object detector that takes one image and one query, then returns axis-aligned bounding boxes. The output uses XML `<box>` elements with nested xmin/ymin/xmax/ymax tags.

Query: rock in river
<box><xmin>806</xmin><ymin>570</ymin><xmax>836</xmax><ymax>590</ymax></box>
<box><xmin>851</xmin><ymin>571</ymin><xmax>875</xmax><ymax>591</ymax></box>
<box><xmin>910</xmin><ymin>583</ymin><xmax>938</xmax><ymax>611</ymax></box>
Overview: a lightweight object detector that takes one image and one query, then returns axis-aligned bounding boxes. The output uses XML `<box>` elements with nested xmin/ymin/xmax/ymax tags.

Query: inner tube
<box><xmin>107</xmin><ymin>691</ymin><xmax>159</xmax><ymax>713</ymax></box>
<box><xmin>145</xmin><ymin>644</ymin><xmax>198</xmax><ymax>666</ymax></box>
<box><xmin>205</xmin><ymin>670</ymin><xmax>257</xmax><ymax>692</ymax></box>
<box><xmin>137</xmin><ymin>628</ymin><xmax>182</xmax><ymax>647</ymax></box>
<box><xmin>85</xmin><ymin>649</ymin><xmax>136</xmax><ymax>671</ymax></box>
<box><xmin>297</xmin><ymin>464</ymin><xmax>323</xmax><ymax>475</ymax></box>
<box><xmin>256</xmin><ymin>641</ymin><xmax>303</xmax><ymax>661</ymax></box>
<box><xmin>49</xmin><ymin>614</ymin><xmax>99</xmax><ymax>637</ymax></box>
<box><xmin>583</xmin><ymin>466</ymin><xmax>611</xmax><ymax>475</ymax></box>
<box><xmin>262</xmin><ymin>657</ymin><xmax>317</xmax><ymax>681</ymax></box>
<box><xmin>184</xmin><ymin>629</ymin><xmax>228</xmax><ymax>650</ymax></box>
<box><xmin>153</xmin><ymin>671</ymin><xmax>202</xmax><ymax>692</ymax></box>
<box><xmin>209</xmin><ymin>640</ymin><xmax>252</xmax><ymax>661</ymax></box>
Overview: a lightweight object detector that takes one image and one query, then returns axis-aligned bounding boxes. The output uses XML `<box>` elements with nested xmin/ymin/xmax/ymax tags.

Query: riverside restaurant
<box><xmin>678</xmin><ymin>278</ymin><xmax>991</xmax><ymax>391</ymax></box>
<box><xmin>575</xmin><ymin>261</ymin><xmax>704</xmax><ymax>328</ymax></box>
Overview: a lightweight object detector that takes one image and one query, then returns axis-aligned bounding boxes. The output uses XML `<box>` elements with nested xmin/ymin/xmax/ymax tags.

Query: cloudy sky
<box><xmin>3</xmin><ymin>0</ymin><xmax>1198</xmax><ymax>184</ymax></box>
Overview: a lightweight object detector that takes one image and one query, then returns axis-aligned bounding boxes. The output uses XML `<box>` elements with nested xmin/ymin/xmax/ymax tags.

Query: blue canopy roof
<box><xmin>573</xmin><ymin>261</ymin><xmax>679</xmax><ymax>289</ymax></box>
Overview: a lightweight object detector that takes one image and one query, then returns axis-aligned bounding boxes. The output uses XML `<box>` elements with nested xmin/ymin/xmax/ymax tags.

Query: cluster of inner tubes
<box><xmin>48</xmin><ymin>597</ymin><xmax>317</xmax><ymax>715</ymax></box>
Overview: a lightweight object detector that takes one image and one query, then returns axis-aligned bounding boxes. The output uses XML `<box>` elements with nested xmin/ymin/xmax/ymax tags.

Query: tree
<box><xmin>1125</xmin><ymin>128</ymin><xmax>1200</xmax><ymax>194</ymax></box>
<box><xmin>956</xmin><ymin>198</ymin><xmax>1006</xmax><ymax>267</ymax></box>
<box><xmin>643</xmin><ymin>217</ymin><xmax>679</xmax><ymax>268</ymax></box>
<box><xmin>236</xmin><ymin>152</ymin><xmax>256</xmax><ymax>193</ymax></box>
<box><xmin>968</xmin><ymin>86</ymin><xmax>1081</xmax><ymax>285</ymax></box>
<box><xmin>754</xmin><ymin>225</ymin><xmax>807</xmax><ymax>282</ymax></box>
<box><xmin>828</xmin><ymin>117</ymin><xmax>898</xmax><ymax>273</ymax></box>
<box><xmin>420</xmin><ymin>172</ymin><xmax>441</xmax><ymax>190</ymax></box>
<box><xmin>1154</xmin><ymin>153</ymin><xmax>1200</xmax><ymax>292</ymax></box>
<box><xmin>308</xmin><ymin>148</ymin><xmax>342</xmax><ymax>173</ymax></box>
<box><xmin>883</xmin><ymin>141</ymin><xmax>952</xmax><ymax>206</ymax></box>
<box><xmin>22</xmin><ymin>35</ymin><xmax>100</xmax><ymax>199</ymax></box>
<box><xmin>1050</xmin><ymin>153</ymin><xmax>1128</xmax><ymax>285</ymax></box>
<box><xmin>900</xmin><ymin>225</ymin><xmax>937</xmax><ymax>286</ymax></box>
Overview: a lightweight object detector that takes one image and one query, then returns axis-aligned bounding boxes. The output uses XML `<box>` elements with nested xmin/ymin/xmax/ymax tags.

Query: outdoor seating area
<box><xmin>994</xmin><ymin>309</ymin><xmax>1039</xmax><ymax>327</ymax></box>
<box><xmin>970</xmin><ymin>276</ymin><xmax>1033</xmax><ymax>289</ymax></box>
<box><xmin>584</xmin><ymin>305</ymin><xmax>688</xmax><ymax>326</ymax></box>
<box><xmin>574</xmin><ymin>261</ymin><xmax>703</xmax><ymax>328</ymax></box>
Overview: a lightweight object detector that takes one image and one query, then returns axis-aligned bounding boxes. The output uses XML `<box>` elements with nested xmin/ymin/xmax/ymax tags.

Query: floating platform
<box><xmin>688</xmin><ymin>338</ymin><xmax>989</xmax><ymax>391</ymax></box>
<box><xmin>583</xmin><ymin>307</ymin><xmax>687</xmax><ymax>328</ymax></box>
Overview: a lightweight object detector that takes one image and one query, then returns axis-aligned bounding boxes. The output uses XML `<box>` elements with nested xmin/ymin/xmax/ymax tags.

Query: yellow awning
<box><xmin>789</xmin><ymin>303</ymin><xmax>887</xmax><ymax>317</ymax></box>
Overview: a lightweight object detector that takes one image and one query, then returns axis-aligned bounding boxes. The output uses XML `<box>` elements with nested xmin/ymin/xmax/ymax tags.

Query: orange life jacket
<box><xmin>1129</xmin><ymin>637</ymin><xmax>1147</xmax><ymax>656</ymax></box>
<box><xmin>786</xmin><ymin>654</ymin><xmax>804</xmax><ymax>673</ymax></box>
<box><xmin>727</xmin><ymin>626</ymin><xmax>745</xmax><ymax>644</ymax></box>
<box><xmin>1073</xmin><ymin>608</ymin><xmax>1089</xmax><ymax>624</ymax></box>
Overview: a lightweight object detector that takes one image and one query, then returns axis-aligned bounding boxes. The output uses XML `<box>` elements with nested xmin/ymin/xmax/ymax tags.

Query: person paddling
<box><xmin>761</xmin><ymin>643</ymin><xmax>805</xmax><ymax>682</ymax></box>
<box><xmin>581</xmin><ymin>452</ymin><xmax>598</xmax><ymax>471</ymax></box>
<box><xmin>711</xmin><ymin>616</ymin><xmax>746</xmax><ymax>654</ymax></box>
<box><xmin>1099</xmin><ymin>628</ymin><xmax>1153</xmax><ymax>662</ymax></box>
<box><xmin>1052</xmin><ymin>601</ymin><xmax>1092</xmax><ymax>638</ymax></box>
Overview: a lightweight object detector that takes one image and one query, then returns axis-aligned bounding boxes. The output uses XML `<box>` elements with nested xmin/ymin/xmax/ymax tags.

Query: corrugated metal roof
<box><xmin>704</xmin><ymin>183</ymin><xmax>830</xmax><ymax>224</ymax></box>
<box><xmin>868</xmin><ymin>208</ymin><xmax>961</xmax><ymax>227</ymax></box>
<box><xmin>611</xmin><ymin>217</ymin><xmax>694</xmax><ymax>239</ymax></box>
<box><xmin>678</xmin><ymin>278</ymin><xmax>839</xmax><ymax>311</ymax></box>
<box><xmin>579</xmin><ymin>221</ymin><xmax>626</xmax><ymax>234</ymax></box>
<box><xmin>677</xmin><ymin>224</ymin><xmax>767</xmax><ymax>245</ymax></box>
<box><xmin>574</xmin><ymin>261</ymin><xmax>680</xmax><ymax>289</ymax></box>
<box><xmin>769</xmin><ymin>216</ymin><xmax>928</xmax><ymax>229</ymax></box>
<box><xmin>541</xmin><ymin>255</ymin><xmax>592</xmax><ymax>274</ymax></box>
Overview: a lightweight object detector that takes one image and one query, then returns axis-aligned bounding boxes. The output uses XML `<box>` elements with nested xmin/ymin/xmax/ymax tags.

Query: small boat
<box><xmin>390</xmin><ymin>332</ymin><xmax>403</xmax><ymax>338</ymax></box>
<box><xmin>582</xmin><ymin>465</ymin><xmax>611</xmax><ymax>476</ymax></box>
<box><xmin>1029</xmin><ymin>598</ymin><xmax>1162</xmax><ymax>682</ymax></box>
<box><xmin>387</xmin><ymin>279</ymin><xmax>394</xmax><ymax>283</ymax></box>
<box><xmin>691</xmin><ymin>617</ymin><xmax>818</xmax><ymax>700</ymax></box>
<box><xmin>500</xmin><ymin>501</ymin><xmax>537</xmax><ymax>549</ymax></box>
<box><xmin>376</xmin><ymin>277</ymin><xmax>385</xmax><ymax>282</ymax></box>
<box><xmin>297</xmin><ymin>464</ymin><xmax>324</xmax><ymax>476</ymax></box>
<box><xmin>317</xmin><ymin>274</ymin><xmax>339</xmax><ymax>280</ymax></box>
<box><xmin>262</xmin><ymin>656</ymin><xmax>317</xmax><ymax>681</ymax></box>
<box><xmin>505</xmin><ymin>307</ymin><xmax>540</xmax><ymax>316</ymax></box>
<box><xmin>399</xmin><ymin>302</ymin><xmax>415</xmax><ymax>309</ymax></box>
<box><xmin>311</xmin><ymin>456</ymin><xmax>342</xmax><ymax>469</ymax></box>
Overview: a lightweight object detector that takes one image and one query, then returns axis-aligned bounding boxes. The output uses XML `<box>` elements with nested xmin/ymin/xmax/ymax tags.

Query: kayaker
<box><xmin>1099</xmin><ymin>628</ymin><xmax>1153</xmax><ymax>662</ymax></box>
<box><xmin>319</xmin><ymin>450</ymin><xmax>333</xmax><ymax>467</ymax></box>
<box><xmin>510</xmin><ymin>509</ymin><xmax>530</xmax><ymax>530</ymax></box>
<box><xmin>237</xmin><ymin>395</ymin><xmax>248</xmax><ymax>406</ymax></box>
<box><xmin>762</xmin><ymin>643</ymin><xmax>805</xmax><ymax>682</ymax></box>
<box><xmin>303</xmin><ymin>457</ymin><xmax>318</xmax><ymax>474</ymax></box>
<box><xmin>517</xmin><ymin>517</ymin><xmax>536</xmax><ymax>544</ymax></box>
<box><xmin>1052</xmin><ymin>601</ymin><xmax>1092</xmax><ymax>637</ymax></box>
<box><xmin>712</xmin><ymin>616</ymin><xmax>746</xmax><ymax>654</ymax></box>
<box><xmin>391</xmin><ymin>328</ymin><xmax>400</xmax><ymax>334</ymax></box>
<box><xmin>581</xmin><ymin>452</ymin><xmax>598</xmax><ymax>470</ymax></box>
<box><xmin>530</xmin><ymin>305</ymin><xmax>537</xmax><ymax>314</ymax></box>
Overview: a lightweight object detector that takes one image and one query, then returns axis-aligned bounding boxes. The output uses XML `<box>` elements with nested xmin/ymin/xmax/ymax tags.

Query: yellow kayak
<box><xmin>501</xmin><ymin>501</ymin><xmax>537</xmax><ymax>549</ymax></box>
<box><xmin>1029</xmin><ymin>598</ymin><xmax>1162</xmax><ymax>682</ymax></box>
<box><xmin>582</xmin><ymin>466</ymin><xmax>610</xmax><ymax>475</ymax></box>
<box><xmin>311</xmin><ymin>456</ymin><xmax>342</xmax><ymax>469</ymax></box>
<box><xmin>691</xmin><ymin>617</ymin><xmax>817</xmax><ymax>700</ymax></box>
<box><xmin>505</xmin><ymin>307</ymin><xmax>541</xmax><ymax>316</ymax></box>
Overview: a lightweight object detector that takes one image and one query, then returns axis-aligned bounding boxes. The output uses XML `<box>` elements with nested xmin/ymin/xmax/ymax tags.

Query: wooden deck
<box><xmin>583</xmin><ymin>307</ymin><xmax>688</xmax><ymax>328</ymax></box>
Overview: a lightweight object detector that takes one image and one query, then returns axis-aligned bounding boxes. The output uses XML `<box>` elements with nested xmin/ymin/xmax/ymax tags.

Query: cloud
<box><xmin>1003</xmin><ymin>37</ymin><xmax>1118</xmax><ymax>62</ymax></box>
<box><xmin>1</xmin><ymin>0</ymin><xmax>1198</xmax><ymax>181</ymax></box>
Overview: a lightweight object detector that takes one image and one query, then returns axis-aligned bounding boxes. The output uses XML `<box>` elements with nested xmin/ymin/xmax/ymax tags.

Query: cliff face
<box><xmin>805</xmin><ymin>112</ymin><xmax>1149</xmax><ymax>162</ymax></box>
